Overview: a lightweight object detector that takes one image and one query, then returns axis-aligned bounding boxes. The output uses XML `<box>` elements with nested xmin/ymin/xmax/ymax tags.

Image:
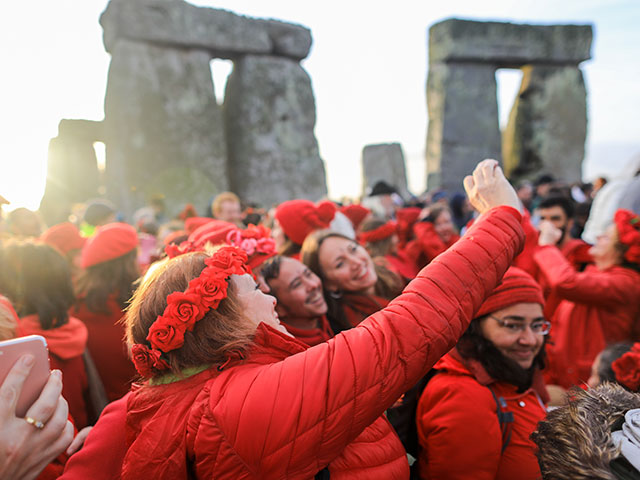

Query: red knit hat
<box><xmin>340</xmin><ymin>204</ymin><xmax>371</xmax><ymax>230</ymax></box>
<box><xmin>41</xmin><ymin>222</ymin><xmax>86</xmax><ymax>255</ymax></box>
<box><xmin>184</xmin><ymin>217</ymin><xmax>214</xmax><ymax>235</ymax></box>
<box><xmin>475</xmin><ymin>267</ymin><xmax>544</xmax><ymax>318</ymax></box>
<box><xmin>275</xmin><ymin>200</ymin><xmax>337</xmax><ymax>245</ymax></box>
<box><xmin>81</xmin><ymin>222</ymin><xmax>139</xmax><ymax>268</ymax></box>
<box><xmin>188</xmin><ymin>220</ymin><xmax>236</xmax><ymax>249</ymax></box>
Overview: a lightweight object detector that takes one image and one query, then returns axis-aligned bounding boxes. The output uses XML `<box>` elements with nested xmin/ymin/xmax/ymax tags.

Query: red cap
<box><xmin>275</xmin><ymin>200</ymin><xmax>337</xmax><ymax>245</ymax></box>
<box><xmin>81</xmin><ymin>223</ymin><xmax>139</xmax><ymax>268</ymax></box>
<box><xmin>475</xmin><ymin>267</ymin><xmax>544</xmax><ymax>318</ymax></box>
<box><xmin>340</xmin><ymin>204</ymin><xmax>371</xmax><ymax>230</ymax></box>
<box><xmin>41</xmin><ymin>222</ymin><xmax>86</xmax><ymax>255</ymax></box>
<box><xmin>188</xmin><ymin>220</ymin><xmax>236</xmax><ymax>249</ymax></box>
<box><xmin>184</xmin><ymin>217</ymin><xmax>214</xmax><ymax>235</ymax></box>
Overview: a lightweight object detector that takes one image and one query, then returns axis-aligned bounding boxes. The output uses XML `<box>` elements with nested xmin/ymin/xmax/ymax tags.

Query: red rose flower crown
<box><xmin>611</xmin><ymin>342</ymin><xmax>640</xmax><ymax>392</ymax></box>
<box><xmin>131</xmin><ymin>245</ymin><xmax>250</xmax><ymax>378</ymax></box>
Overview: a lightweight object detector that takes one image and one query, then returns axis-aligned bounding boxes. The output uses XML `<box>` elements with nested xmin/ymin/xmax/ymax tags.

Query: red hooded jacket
<box><xmin>534</xmin><ymin>245</ymin><xmax>640</xmax><ymax>388</ymax></box>
<box><xmin>72</xmin><ymin>295</ymin><xmax>136</xmax><ymax>401</ymax></box>
<box><xmin>91</xmin><ymin>207</ymin><xmax>523</xmax><ymax>480</ymax></box>
<box><xmin>416</xmin><ymin>351</ymin><xmax>547</xmax><ymax>480</ymax></box>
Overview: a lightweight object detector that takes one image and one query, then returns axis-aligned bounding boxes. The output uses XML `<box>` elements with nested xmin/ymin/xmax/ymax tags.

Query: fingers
<box><xmin>463</xmin><ymin>175</ymin><xmax>474</xmax><ymax>196</ymax></box>
<box><xmin>66</xmin><ymin>426</ymin><xmax>93</xmax><ymax>455</ymax></box>
<box><xmin>0</xmin><ymin>355</ymin><xmax>34</xmax><ymax>419</ymax></box>
<box><xmin>24</xmin><ymin>370</ymin><xmax>64</xmax><ymax>427</ymax></box>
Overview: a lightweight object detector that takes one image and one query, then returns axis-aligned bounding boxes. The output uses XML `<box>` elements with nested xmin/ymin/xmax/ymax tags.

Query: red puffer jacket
<box><xmin>120</xmin><ymin>207</ymin><xmax>525</xmax><ymax>480</ymax></box>
<box><xmin>534</xmin><ymin>245</ymin><xmax>640</xmax><ymax>388</ymax></box>
<box><xmin>416</xmin><ymin>351</ymin><xmax>548</xmax><ymax>480</ymax></box>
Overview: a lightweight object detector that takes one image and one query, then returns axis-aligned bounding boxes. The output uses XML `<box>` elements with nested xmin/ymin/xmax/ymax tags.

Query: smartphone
<box><xmin>0</xmin><ymin>335</ymin><xmax>51</xmax><ymax>417</ymax></box>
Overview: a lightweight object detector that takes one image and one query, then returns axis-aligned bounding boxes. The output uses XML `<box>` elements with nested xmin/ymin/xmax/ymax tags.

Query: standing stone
<box><xmin>426</xmin><ymin>62</ymin><xmax>501</xmax><ymax>192</ymax></box>
<box><xmin>103</xmin><ymin>40</ymin><xmax>227</xmax><ymax>219</ymax></box>
<box><xmin>361</xmin><ymin>143</ymin><xmax>410</xmax><ymax>200</ymax></box>
<box><xmin>503</xmin><ymin>65</ymin><xmax>587</xmax><ymax>183</ymax></box>
<box><xmin>224</xmin><ymin>55</ymin><xmax>327</xmax><ymax>206</ymax></box>
<box><xmin>39</xmin><ymin>120</ymin><xmax>103</xmax><ymax>226</ymax></box>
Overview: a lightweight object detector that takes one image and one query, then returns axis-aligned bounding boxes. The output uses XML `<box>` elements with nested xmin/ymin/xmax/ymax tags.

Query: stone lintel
<box><xmin>100</xmin><ymin>0</ymin><xmax>312</xmax><ymax>60</ymax></box>
<box><xmin>429</xmin><ymin>18</ymin><xmax>592</xmax><ymax>66</ymax></box>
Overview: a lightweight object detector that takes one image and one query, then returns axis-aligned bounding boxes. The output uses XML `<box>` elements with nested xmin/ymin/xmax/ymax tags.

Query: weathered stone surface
<box><xmin>224</xmin><ymin>55</ymin><xmax>327</xmax><ymax>205</ymax></box>
<box><xmin>503</xmin><ymin>65</ymin><xmax>587</xmax><ymax>183</ymax></box>
<box><xmin>361</xmin><ymin>143</ymin><xmax>410</xmax><ymax>200</ymax></box>
<box><xmin>40</xmin><ymin>120</ymin><xmax>103</xmax><ymax>226</ymax></box>
<box><xmin>426</xmin><ymin>62</ymin><xmax>501</xmax><ymax>192</ymax></box>
<box><xmin>430</xmin><ymin>19</ymin><xmax>592</xmax><ymax>65</ymax></box>
<box><xmin>103</xmin><ymin>40</ymin><xmax>227</xmax><ymax>219</ymax></box>
<box><xmin>100</xmin><ymin>0</ymin><xmax>312</xmax><ymax>60</ymax></box>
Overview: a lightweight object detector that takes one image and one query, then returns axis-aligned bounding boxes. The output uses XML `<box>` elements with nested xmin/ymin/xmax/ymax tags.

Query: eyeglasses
<box><xmin>488</xmin><ymin>315</ymin><xmax>551</xmax><ymax>336</ymax></box>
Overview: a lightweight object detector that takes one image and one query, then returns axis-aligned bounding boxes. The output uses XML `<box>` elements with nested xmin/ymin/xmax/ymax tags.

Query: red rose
<box><xmin>163</xmin><ymin>291</ymin><xmax>207</xmax><ymax>330</ymax></box>
<box><xmin>131</xmin><ymin>344</ymin><xmax>168</xmax><ymax>377</ymax></box>
<box><xmin>206</xmin><ymin>246</ymin><xmax>249</xmax><ymax>274</ymax></box>
<box><xmin>256</xmin><ymin>237</ymin><xmax>276</xmax><ymax>255</ymax></box>
<box><xmin>165</xmin><ymin>241</ymin><xmax>196</xmax><ymax>259</ymax></box>
<box><xmin>191</xmin><ymin>274</ymin><xmax>228</xmax><ymax>309</ymax></box>
<box><xmin>147</xmin><ymin>316</ymin><xmax>186</xmax><ymax>353</ymax></box>
<box><xmin>612</xmin><ymin>351</ymin><xmax>640</xmax><ymax>391</ymax></box>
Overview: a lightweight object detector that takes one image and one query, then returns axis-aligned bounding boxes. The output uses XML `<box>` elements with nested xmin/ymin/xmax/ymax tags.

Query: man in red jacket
<box><xmin>535</xmin><ymin>196</ymin><xmax>592</xmax><ymax>271</ymax></box>
<box><xmin>262</xmin><ymin>255</ymin><xmax>334</xmax><ymax>347</ymax></box>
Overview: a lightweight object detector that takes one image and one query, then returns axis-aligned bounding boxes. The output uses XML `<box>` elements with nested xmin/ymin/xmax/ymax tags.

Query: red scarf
<box><xmin>18</xmin><ymin>315</ymin><xmax>88</xmax><ymax>359</ymax></box>
<box><xmin>342</xmin><ymin>293</ymin><xmax>390</xmax><ymax>327</ymax></box>
<box><xmin>281</xmin><ymin>316</ymin><xmax>334</xmax><ymax>347</ymax></box>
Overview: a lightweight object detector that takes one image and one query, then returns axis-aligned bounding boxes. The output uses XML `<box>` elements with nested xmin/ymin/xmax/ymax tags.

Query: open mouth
<box><xmin>306</xmin><ymin>289</ymin><xmax>324</xmax><ymax>305</ymax></box>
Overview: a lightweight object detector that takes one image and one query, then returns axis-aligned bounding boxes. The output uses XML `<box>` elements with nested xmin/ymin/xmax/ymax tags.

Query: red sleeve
<box><xmin>534</xmin><ymin>246</ymin><xmax>635</xmax><ymax>306</ymax></box>
<box><xmin>412</xmin><ymin>222</ymin><xmax>448</xmax><ymax>265</ymax></box>
<box><xmin>59</xmin><ymin>394</ymin><xmax>129</xmax><ymax>480</ymax></box>
<box><xmin>511</xmin><ymin>208</ymin><xmax>540</xmax><ymax>278</ymax></box>
<box><xmin>195</xmin><ymin>207</ymin><xmax>525</xmax><ymax>476</ymax></box>
<box><xmin>417</xmin><ymin>376</ymin><xmax>502</xmax><ymax>480</ymax></box>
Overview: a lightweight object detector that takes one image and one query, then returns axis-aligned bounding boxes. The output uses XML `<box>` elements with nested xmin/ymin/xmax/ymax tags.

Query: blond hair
<box><xmin>211</xmin><ymin>192</ymin><xmax>241</xmax><ymax>218</ymax></box>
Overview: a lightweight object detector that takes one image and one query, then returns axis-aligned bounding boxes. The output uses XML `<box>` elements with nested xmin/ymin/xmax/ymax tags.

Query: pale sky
<box><xmin>1</xmin><ymin>0</ymin><xmax>639</xmax><ymax>212</ymax></box>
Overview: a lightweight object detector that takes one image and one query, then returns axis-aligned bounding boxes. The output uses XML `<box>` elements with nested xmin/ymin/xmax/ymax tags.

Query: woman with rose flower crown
<box><xmin>535</xmin><ymin>209</ymin><xmax>640</xmax><ymax>397</ymax></box>
<box><xmin>588</xmin><ymin>342</ymin><xmax>640</xmax><ymax>392</ymax></box>
<box><xmin>68</xmin><ymin>160</ymin><xmax>522</xmax><ymax>479</ymax></box>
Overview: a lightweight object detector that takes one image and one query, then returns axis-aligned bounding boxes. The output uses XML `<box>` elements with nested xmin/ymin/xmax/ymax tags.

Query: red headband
<box><xmin>614</xmin><ymin>209</ymin><xmax>640</xmax><ymax>265</ymax></box>
<box><xmin>612</xmin><ymin>343</ymin><xmax>640</xmax><ymax>391</ymax></box>
<box><xmin>131</xmin><ymin>246</ymin><xmax>250</xmax><ymax>378</ymax></box>
<box><xmin>359</xmin><ymin>222</ymin><xmax>397</xmax><ymax>243</ymax></box>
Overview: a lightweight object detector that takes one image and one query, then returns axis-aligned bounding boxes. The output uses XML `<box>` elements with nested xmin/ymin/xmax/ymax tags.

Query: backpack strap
<box><xmin>486</xmin><ymin>385</ymin><xmax>514</xmax><ymax>454</ymax></box>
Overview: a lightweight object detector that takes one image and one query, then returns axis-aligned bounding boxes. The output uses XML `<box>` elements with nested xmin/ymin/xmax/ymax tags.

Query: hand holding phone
<box><xmin>0</xmin><ymin>346</ymin><xmax>74</xmax><ymax>480</ymax></box>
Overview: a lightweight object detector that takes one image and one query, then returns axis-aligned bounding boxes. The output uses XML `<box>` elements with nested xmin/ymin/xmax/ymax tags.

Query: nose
<box><xmin>518</xmin><ymin>325</ymin><xmax>538</xmax><ymax>346</ymax></box>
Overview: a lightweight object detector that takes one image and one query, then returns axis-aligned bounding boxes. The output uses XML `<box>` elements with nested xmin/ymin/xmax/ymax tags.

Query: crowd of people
<box><xmin>1</xmin><ymin>158</ymin><xmax>640</xmax><ymax>479</ymax></box>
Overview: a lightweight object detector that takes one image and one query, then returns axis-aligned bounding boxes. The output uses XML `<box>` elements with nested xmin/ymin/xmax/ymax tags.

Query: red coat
<box><xmin>118</xmin><ymin>206</ymin><xmax>524</xmax><ymax>480</ymax></box>
<box><xmin>385</xmin><ymin>251</ymin><xmax>419</xmax><ymax>281</ymax></box>
<box><xmin>17</xmin><ymin>315</ymin><xmax>90</xmax><ymax>428</ymax></box>
<box><xmin>416</xmin><ymin>351</ymin><xmax>547</xmax><ymax>480</ymax></box>
<box><xmin>72</xmin><ymin>296</ymin><xmax>136</xmax><ymax>401</ymax></box>
<box><xmin>60</xmin><ymin>394</ymin><xmax>130</xmax><ymax>480</ymax></box>
<box><xmin>534</xmin><ymin>245</ymin><xmax>640</xmax><ymax>388</ymax></box>
<box><xmin>404</xmin><ymin>222</ymin><xmax>460</xmax><ymax>270</ymax></box>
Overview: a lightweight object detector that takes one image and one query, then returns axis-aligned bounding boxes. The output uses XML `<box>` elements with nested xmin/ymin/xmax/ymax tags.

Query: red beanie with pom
<box><xmin>81</xmin><ymin>223</ymin><xmax>139</xmax><ymax>268</ymax></box>
<box><xmin>475</xmin><ymin>267</ymin><xmax>544</xmax><ymax>318</ymax></box>
<box><xmin>41</xmin><ymin>222</ymin><xmax>86</xmax><ymax>255</ymax></box>
<box><xmin>275</xmin><ymin>200</ymin><xmax>337</xmax><ymax>245</ymax></box>
<box><xmin>340</xmin><ymin>204</ymin><xmax>371</xmax><ymax>230</ymax></box>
